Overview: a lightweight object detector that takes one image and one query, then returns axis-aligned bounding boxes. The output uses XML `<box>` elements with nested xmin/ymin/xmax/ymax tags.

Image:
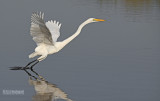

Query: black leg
<box><xmin>23</xmin><ymin>59</ymin><xmax>38</xmax><ymax>70</ymax></box>
<box><xmin>25</xmin><ymin>59</ymin><xmax>37</xmax><ymax>67</ymax></box>
<box><xmin>30</xmin><ymin>61</ymin><xmax>39</xmax><ymax>76</ymax></box>
<box><xmin>30</xmin><ymin>61</ymin><xmax>39</xmax><ymax>70</ymax></box>
<box><xmin>30</xmin><ymin>61</ymin><xmax>45</xmax><ymax>80</ymax></box>
<box><xmin>9</xmin><ymin>59</ymin><xmax>38</xmax><ymax>70</ymax></box>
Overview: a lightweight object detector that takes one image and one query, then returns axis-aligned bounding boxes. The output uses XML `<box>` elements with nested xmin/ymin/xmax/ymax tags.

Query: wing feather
<box><xmin>30</xmin><ymin>12</ymin><xmax>53</xmax><ymax>45</ymax></box>
<box><xmin>45</xmin><ymin>20</ymin><xmax>61</xmax><ymax>43</ymax></box>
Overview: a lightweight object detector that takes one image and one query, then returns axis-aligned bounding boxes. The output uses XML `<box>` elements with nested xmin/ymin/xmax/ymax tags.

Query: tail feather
<box><xmin>29</xmin><ymin>52</ymin><xmax>38</xmax><ymax>58</ymax></box>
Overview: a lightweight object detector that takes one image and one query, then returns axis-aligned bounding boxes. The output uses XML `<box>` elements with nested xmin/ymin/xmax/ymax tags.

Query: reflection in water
<box><xmin>78</xmin><ymin>0</ymin><xmax>160</xmax><ymax>22</ymax></box>
<box><xmin>27</xmin><ymin>70</ymin><xmax>72</xmax><ymax>101</ymax></box>
<box><xmin>123</xmin><ymin>0</ymin><xmax>153</xmax><ymax>21</ymax></box>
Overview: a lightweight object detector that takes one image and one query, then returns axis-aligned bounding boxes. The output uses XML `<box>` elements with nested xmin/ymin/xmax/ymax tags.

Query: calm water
<box><xmin>0</xmin><ymin>0</ymin><xmax>160</xmax><ymax>101</ymax></box>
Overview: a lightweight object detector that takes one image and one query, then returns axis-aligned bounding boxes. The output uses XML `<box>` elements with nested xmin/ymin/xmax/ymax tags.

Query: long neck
<box><xmin>61</xmin><ymin>21</ymin><xmax>90</xmax><ymax>47</ymax></box>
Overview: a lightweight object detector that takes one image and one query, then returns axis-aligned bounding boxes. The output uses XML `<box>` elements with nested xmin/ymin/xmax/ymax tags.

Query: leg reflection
<box><xmin>23</xmin><ymin>69</ymin><xmax>38</xmax><ymax>80</ymax></box>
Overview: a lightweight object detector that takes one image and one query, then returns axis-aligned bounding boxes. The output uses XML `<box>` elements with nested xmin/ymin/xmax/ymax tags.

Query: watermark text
<box><xmin>2</xmin><ymin>89</ymin><xmax>24</xmax><ymax>95</ymax></box>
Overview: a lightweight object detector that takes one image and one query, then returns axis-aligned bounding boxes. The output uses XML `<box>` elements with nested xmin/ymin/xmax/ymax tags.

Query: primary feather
<box><xmin>30</xmin><ymin>12</ymin><xmax>61</xmax><ymax>45</ymax></box>
<box><xmin>45</xmin><ymin>20</ymin><xmax>61</xmax><ymax>43</ymax></box>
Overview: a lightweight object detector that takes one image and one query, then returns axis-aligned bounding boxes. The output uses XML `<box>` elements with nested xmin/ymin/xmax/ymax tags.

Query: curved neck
<box><xmin>61</xmin><ymin>21</ymin><xmax>90</xmax><ymax>47</ymax></box>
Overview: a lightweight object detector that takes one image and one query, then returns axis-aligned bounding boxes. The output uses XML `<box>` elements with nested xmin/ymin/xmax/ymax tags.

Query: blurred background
<box><xmin>0</xmin><ymin>0</ymin><xmax>160</xmax><ymax>101</ymax></box>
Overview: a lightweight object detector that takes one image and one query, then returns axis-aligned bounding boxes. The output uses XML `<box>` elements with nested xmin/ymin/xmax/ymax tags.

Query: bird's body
<box><xmin>29</xmin><ymin>12</ymin><xmax>64</xmax><ymax>61</ymax></box>
<box><xmin>29</xmin><ymin>42</ymin><xmax>62</xmax><ymax>61</ymax></box>
<box><xmin>8</xmin><ymin>12</ymin><xmax>105</xmax><ymax>71</ymax></box>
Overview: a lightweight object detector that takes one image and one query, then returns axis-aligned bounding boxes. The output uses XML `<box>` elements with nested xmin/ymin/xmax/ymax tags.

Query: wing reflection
<box><xmin>27</xmin><ymin>70</ymin><xmax>72</xmax><ymax>101</ymax></box>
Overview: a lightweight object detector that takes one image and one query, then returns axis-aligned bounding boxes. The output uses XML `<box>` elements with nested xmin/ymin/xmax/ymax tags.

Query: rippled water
<box><xmin>0</xmin><ymin>0</ymin><xmax>160</xmax><ymax>101</ymax></box>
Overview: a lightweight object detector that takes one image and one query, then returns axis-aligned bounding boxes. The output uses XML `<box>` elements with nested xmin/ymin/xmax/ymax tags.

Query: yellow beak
<box><xmin>93</xmin><ymin>19</ymin><xmax>106</xmax><ymax>22</ymax></box>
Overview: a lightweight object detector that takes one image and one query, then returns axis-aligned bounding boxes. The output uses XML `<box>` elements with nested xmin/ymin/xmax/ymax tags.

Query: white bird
<box><xmin>21</xmin><ymin>12</ymin><xmax>105</xmax><ymax>70</ymax></box>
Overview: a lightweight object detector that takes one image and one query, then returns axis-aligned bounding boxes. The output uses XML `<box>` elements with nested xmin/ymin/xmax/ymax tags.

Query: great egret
<box><xmin>11</xmin><ymin>12</ymin><xmax>105</xmax><ymax>70</ymax></box>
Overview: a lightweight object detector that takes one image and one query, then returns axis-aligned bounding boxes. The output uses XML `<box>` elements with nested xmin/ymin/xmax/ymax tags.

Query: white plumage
<box><xmin>9</xmin><ymin>12</ymin><xmax>105</xmax><ymax>71</ymax></box>
<box><xmin>29</xmin><ymin>12</ymin><xmax>105</xmax><ymax>66</ymax></box>
<box><xmin>45</xmin><ymin>20</ymin><xmax>61</xmax><ymax>43</ymax></box>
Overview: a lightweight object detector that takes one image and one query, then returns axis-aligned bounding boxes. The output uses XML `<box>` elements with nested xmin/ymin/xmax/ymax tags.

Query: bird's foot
<box><xmin>9</xmin><ymin>66</ymin><xmax>30</xmax><ymax>70</ymax></box>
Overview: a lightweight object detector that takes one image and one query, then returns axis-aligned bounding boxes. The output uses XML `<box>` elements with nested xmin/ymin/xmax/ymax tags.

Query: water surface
<box><xmin>0</xmin><ymin>0</ymin><xmax>160</xmax><ymax>101</ymax></box>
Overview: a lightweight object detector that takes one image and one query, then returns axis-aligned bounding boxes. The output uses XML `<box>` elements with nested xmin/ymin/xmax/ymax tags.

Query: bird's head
<box><xmin>86</xmin><ymin>18</ymin><xmax>106</xmax><ymax>23</ymax></box>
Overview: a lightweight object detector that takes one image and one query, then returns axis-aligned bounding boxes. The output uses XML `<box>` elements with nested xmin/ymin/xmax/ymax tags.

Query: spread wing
<box><xmin>45</xmin><ymin>20</ymin><xmax>61</xmax><ymax>43</ymax></box>
<box><xmin>30</xmin><ymin>12</ymin><xmax>57</xmax><ymax>45</ymax></box>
